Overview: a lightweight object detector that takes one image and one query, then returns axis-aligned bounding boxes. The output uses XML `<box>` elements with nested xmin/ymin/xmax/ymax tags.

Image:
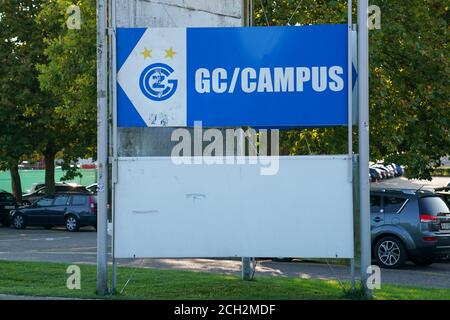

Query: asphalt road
<box><xmin>0</xmin><ymin>226</ymin><xmax>449</xmax><ymax>290</ymax></box>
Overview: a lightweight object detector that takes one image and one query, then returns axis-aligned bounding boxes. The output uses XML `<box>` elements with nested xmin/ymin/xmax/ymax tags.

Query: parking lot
<box><xmin>1</xmin><ymin>225</ymin><xmax>449</xmax><ymax>289</ymax></box>
<box><xmin>1</xmin><ymin>177</ymin><xmax>449</xmax><ymax>290</ymax></box>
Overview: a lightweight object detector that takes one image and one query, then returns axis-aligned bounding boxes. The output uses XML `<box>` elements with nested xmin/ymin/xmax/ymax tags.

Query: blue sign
<box><xmin>117</xmin><ymin>25</ymin><xmax>349</xmax><ymax>128</ymax></box>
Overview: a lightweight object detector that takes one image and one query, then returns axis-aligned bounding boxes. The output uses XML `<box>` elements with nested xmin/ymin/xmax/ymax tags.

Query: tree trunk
<box><xmin>10</xmin><ymin>164</ymin><xmax>22</xmax><ymax>202</ymax></box>
<box><xmin>44</xmin><ymin>147</ymin><xmax>56</xmax><ymax>195</ymax></box>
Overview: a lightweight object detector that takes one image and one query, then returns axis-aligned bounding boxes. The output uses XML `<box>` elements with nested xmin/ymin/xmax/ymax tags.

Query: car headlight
<box><xmin>9</xmin><ymin>210</ymin><xmax>15</xmax><ymax>216</ymax></box>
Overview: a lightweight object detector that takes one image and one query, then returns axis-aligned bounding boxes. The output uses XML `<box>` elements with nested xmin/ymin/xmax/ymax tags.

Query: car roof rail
<box><xmin>370</xmin><ymin>188</ymin><xmax>434</xmax><ymax>196</ymax></box>
<box><xmin>371</xmin><ymin>188</ymin><xmax>406</xmax><ymax>194</ymax></box>
<box><xmin>435</xmin><ymin>186</ymin><xmax>450</xmax><ymax>192</ymax></box>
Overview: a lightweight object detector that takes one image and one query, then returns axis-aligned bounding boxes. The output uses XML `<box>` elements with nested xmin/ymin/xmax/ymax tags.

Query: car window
<box><xmin>57</xmin><ymin>186</ymin><xmax>87</xmax><ymax>193</ymax></box>
<box><xmin>370</xmin><ymin>195</ymin><xmax>381</xmax><ymax>213</ymax></box>
<box><xmin>71</xmin><ymin>195</ymin><xmax>87</xmax><ymax>206</ymax></box>
<box><xmin>383</xmin><ymin>196</ymin><xmax>407</xmax><ymax>214</ymax></box>
<box><xmin>57</xmin><ymin>186</ymin><xmax>75</xmax><ymax>192</ymax></box>
<box><xmin>36</xmin><ymin>197</ymin><xmax>54</xmax><ymax>207</ymax></box>
<box><xmin>441</xmin><ymin>195</ymin><xmax>450</xmax><ymax>207</ymax></box>
<box><xmin>54</xmin><ymin>195</ymin><xmax>70</xmax><ymax>206</ymax></box>
<box><xmin>0</xmin><ymin>193</ymin><xmax>14</xmax><ymax>202</ymax></box>
<box><xmin>419</xmin><ymin>196</ymin><xmax>450</xmax><ymax>215</ymax></box>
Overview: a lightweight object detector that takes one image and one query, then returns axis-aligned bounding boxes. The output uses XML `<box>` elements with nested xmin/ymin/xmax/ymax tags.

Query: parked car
<box><xmin>395</xmin><ymin>164</ymin><xmax>405</xmax><ymax>176</ymax></box>
<box><xmin>371</xmin><ymin>165</ymin><xmax>388</xmax><ymax>179</ymax></box>
<box><xmin>22</xmin><ymin>184</ymin><xmax>89</xmax><ymax>205</ymax></box>
<box><xmin>378</xmin><ymin>164</ymin><xmax>394</xmax><ymax>178</ymax></box>
<box><xmin>377</xmin><ymin>164</ymin><xmax>394</xmax><ymax>178</ymax></box>
<box><xmin>386</xmin><ymin>164</ymin><xmax>398</xmax><ymax>177</ymax></box>
<box><xmin>370</xmin><ymin>188</ymin><xmax>450</xmax><ymax>268</ymax></box>
<box><xmin>9</xmin><ymin>193</ymin><xmax>97</xmax><ymax>232</ymax></box>
<box><xmin>0</xmin><ymin>190</ymin><xmax>17</xmax><ymax>227</ymax></box>
<box><xmin>370</xmin><ymin>168</ymin><xmax>383</xmax><ymax>181</ymax></box>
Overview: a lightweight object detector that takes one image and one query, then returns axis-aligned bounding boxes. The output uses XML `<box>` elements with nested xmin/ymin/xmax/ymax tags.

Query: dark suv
<box><xmin>9</xmin><ymin>193</ymin><xmax>97</xmax><ymax>232</ymax></box>
<box><xmin>0</xmin><ymin>190</ymin><xmax>17</xmax><ymax>227</ymax></box>
<box><xmin>371</xmin><ymin>188</ymin><xmax>450</xmax><ymax>268</ymax></box>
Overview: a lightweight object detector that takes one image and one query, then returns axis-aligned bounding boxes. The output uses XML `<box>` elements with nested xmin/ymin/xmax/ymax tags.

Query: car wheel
<box><xmin>411</xmin><ymin>257</ymin><xmax>434</xmax><ymax>267</ymax></box>
<box><xmin>375</xmin><ymin>236</ymin><xmax>407</xmax><ymax>269</ymax></box>
<box><xmin>12</xmin><ymin>214</ymin><xmax>25</xmax><ymax>229</ymax></box>
<box><xmin>65</xmin><ymin>216</ymin><xmax>79</xmax><ymax>232</ymax></box>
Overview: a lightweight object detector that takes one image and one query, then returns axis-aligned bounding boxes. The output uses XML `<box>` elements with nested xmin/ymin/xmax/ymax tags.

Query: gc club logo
<box><xmin>139</xmin><ymin>63</ymin><xmax>178</xmax><ymax>101</ymax></box>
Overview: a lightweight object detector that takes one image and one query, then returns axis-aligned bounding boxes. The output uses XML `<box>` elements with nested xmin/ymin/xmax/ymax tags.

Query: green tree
<box><xmin>0</xmin><ymin>0</ymin><xmax>45</xmax><ymax>200</ymax></box>
<box><xmin>368</xmin><ymin>0</ymin><xmax>449</xmax><ymax>179</ymax></box>
<box><xmin>255</xmin><ymin>0</ymin><xmax>450</xmax><ymax>179</ymax></box>
<box><xmin>37</xmin><ymin>0</ymin><xmax>97</xmax><ymax>183</ymax></box>
<box><xmin>1</xmin><ymin>0</ymin><xmax>97</xmax><ymax>197</ymax></box>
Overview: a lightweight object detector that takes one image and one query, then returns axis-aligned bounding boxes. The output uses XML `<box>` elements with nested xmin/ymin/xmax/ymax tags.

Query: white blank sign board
<box><xmin>114</xmin><ymin>156</ymin><xmax>354</xmax><ymax>258</ymax></box>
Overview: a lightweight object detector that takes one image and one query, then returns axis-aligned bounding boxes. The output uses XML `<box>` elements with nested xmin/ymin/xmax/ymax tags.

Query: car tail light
<box><xmin>89</xmin><ymin>196</ymin><xmax>97</xmax><ymax>214</ymax></box>
<box><xmin>420</xmin><ymin>214</ymin><xmax>438</xmax><ymax>223</ymax></box>
<box><xmin>422</xmin><ymin>236</ymin><xmax>437</xmax><ymax>242</ymax></box>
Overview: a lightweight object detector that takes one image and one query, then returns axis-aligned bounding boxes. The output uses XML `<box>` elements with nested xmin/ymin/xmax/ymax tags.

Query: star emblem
<box><xmin>141</xmin><ymin>47</ymin><xmax>152</xmax><ymax>59</ymax></box>
<box><xmin>165</xmin><ymin>47</ymin><xmax>177</xmax><ymax>60</ymax></box>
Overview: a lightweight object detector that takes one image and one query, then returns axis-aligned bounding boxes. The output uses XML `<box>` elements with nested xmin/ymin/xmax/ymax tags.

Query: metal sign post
<box><xmin>241</xmin><ymin>1</ymin><xmax>253</xmax><ymax>281</ymax></box>
<box><xmin>109</xmin><ymin>0</ymin><xmax>119</xmax><ymax>294</ymax></box>
<box><xmin>358</xmin><ymin>0</ymin><xmax>372</xmax><ymax>297</ymax></box>
<box><xmin>347</xmin><ymin>0</ymin><xmax>355</xmax><ymax>291</ymax></box>
<box><xmin>96</xmin><ymin>0</ymin><xmax>109</xmax><ymax>295</ymax></box>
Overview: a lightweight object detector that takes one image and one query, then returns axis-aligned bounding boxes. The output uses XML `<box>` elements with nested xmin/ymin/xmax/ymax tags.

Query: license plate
<box><xmin>4</xmin><ymin>206</ymin><xmax>15</xmax><ymax>210</ymax></box>
<box><xmin>441</xmin><ymin>223</ymin><xmax>450</xmax><ymax>230</ymax></box>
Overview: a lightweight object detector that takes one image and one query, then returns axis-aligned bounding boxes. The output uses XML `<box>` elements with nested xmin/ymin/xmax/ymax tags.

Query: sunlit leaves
<box><xmin>256</xmin><ymin>0</ymin><xmax>449</xmax><ymax>179</ymax></box>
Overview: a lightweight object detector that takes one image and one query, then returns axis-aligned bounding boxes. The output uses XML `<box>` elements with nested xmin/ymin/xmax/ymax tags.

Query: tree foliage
<box><xmin>0</xmin><ymin>0</ymin><xmax>46</xmax><ymax>198</ymax></box>
<box><xmin>37</xmin><ymin>0</ymin><xmax>97</xmax><ymax>173</ymax></box>
<box><xmin>255</xmin><ymin>0</ymin><xmax>449</xmax><ymax>179</ymax></box>
<box><xmin>368</xmin><ymin>0</ymin><xmax>449</xmax><ymax>179</ymax></box>
<box><xmin>0</xmin><ymin>0</ymin><xmax>97</xmax><ymax>195</ymax></box>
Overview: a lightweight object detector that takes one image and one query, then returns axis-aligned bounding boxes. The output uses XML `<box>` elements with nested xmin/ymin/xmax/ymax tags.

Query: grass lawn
<box><xmin>0</xmin><ymin>261</ymin><xmax>448</xmax><ymax>300</ymax></box>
